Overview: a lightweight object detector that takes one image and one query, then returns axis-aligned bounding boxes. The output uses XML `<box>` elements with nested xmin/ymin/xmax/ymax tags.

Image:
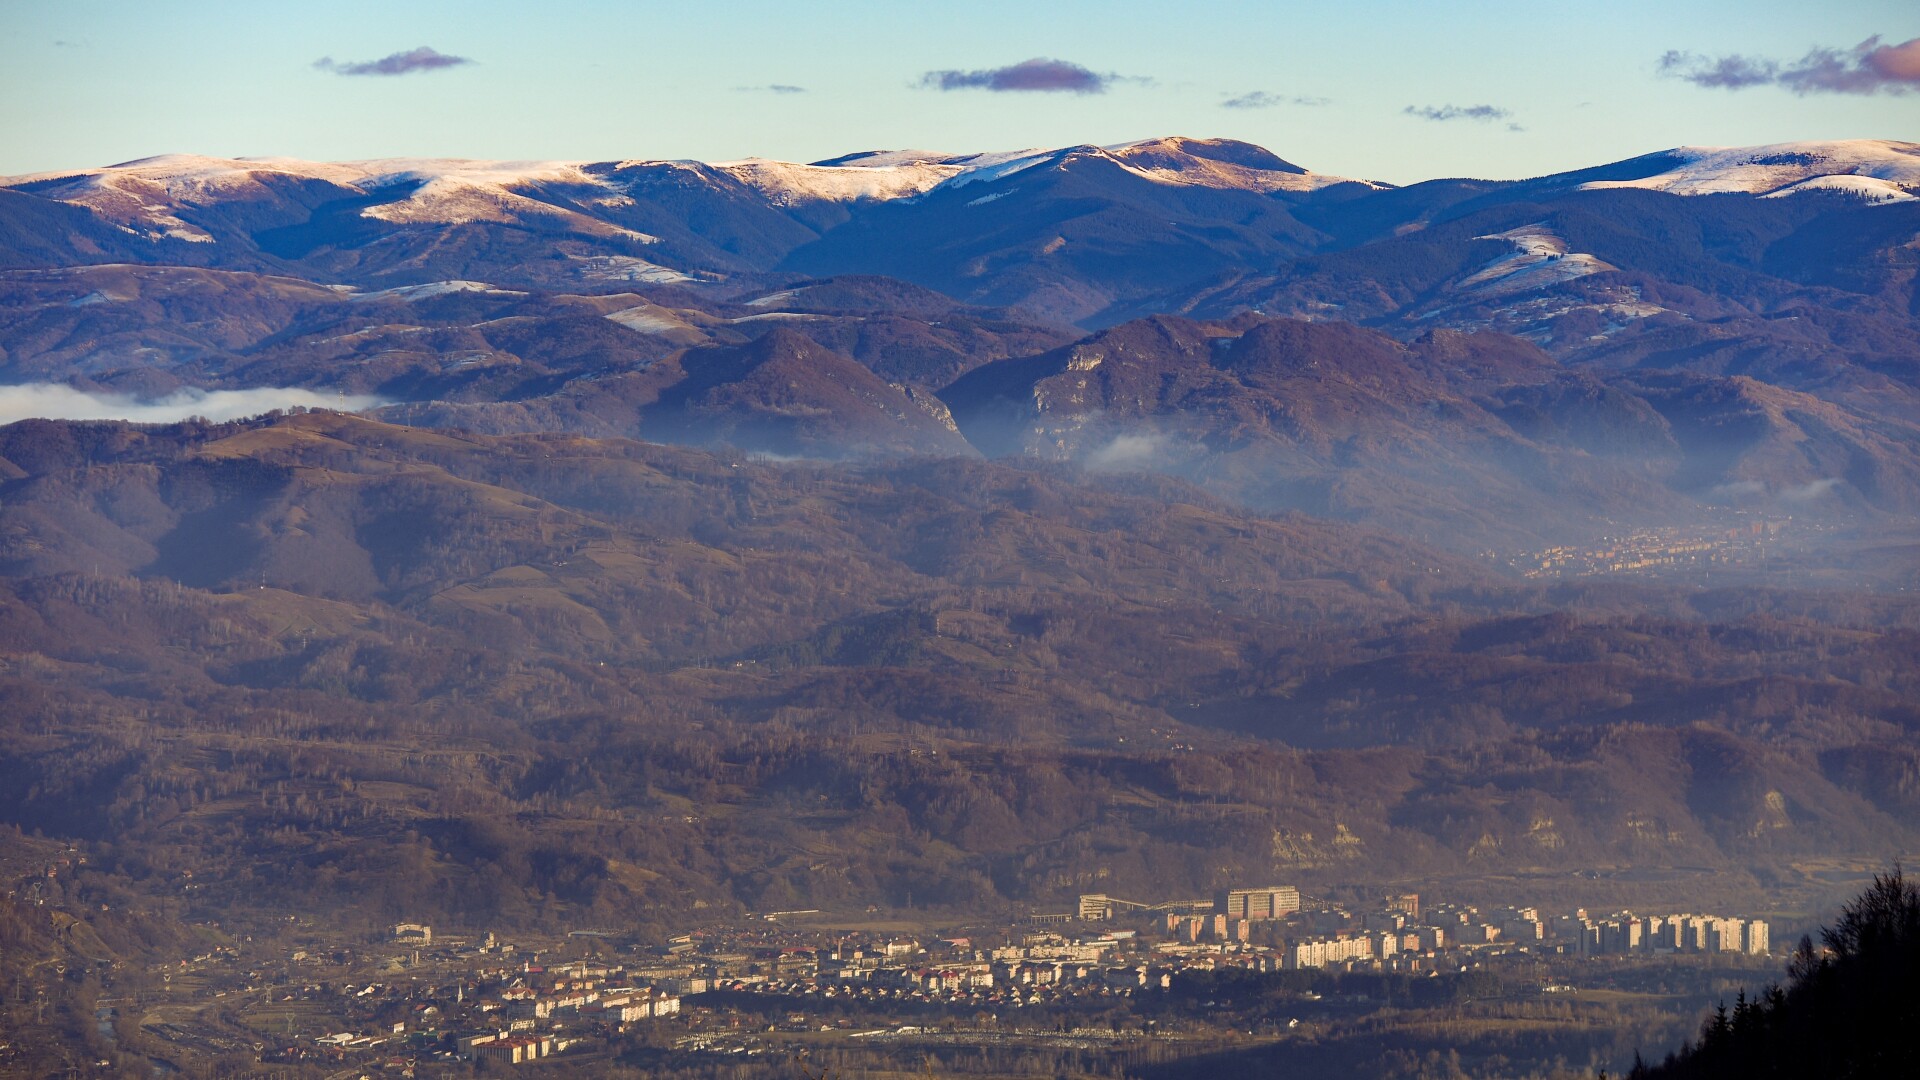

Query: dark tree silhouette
<box><xmin>1633</xmin><ymin>867</ymin><xmax>1920</xmax><ymax>1079</ymax></box>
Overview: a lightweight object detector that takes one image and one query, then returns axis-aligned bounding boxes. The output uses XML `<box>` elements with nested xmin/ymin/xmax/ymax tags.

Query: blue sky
<box><xmin>2</xmin><ymin>0</ymin><xmax>1915</xmax><ymax>183</ymax></box>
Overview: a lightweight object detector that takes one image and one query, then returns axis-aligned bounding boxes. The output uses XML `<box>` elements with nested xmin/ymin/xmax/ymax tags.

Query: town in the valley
<box><xmin>60</xmin><ymin>880</ymin><xmax>1779</xmax><ymax>1074</ymax></box>
<box><xmin>1502</xmin><ymin>519</ymin><xmax>1797</xmax><ymax>580</ymax></box>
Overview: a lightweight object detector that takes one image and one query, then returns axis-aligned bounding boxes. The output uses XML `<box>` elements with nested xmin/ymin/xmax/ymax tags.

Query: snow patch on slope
<box><xmin>743</xmin><ymin>288</ymin><xmax>805</xmax><ymax>308</ymax></box>
<box><xmin>713</xmin><ymin>159</ymin><xmax>962</xmax><ymax>205</ymax></box>
<box><xmin>730</xmin><ymin>311</ymin><xmax>830</xmax><ymax>323</ymax></box>
<box><xmin>604</xmin><ymin>304</ymin><xmax>701</xmax><ymax>336</ymax></box>
<box><xmin>1458</xmin><ymin>225</ymin><xmax>1615</xmax><ymax>297</ymax></box>
<box><xmin>349</xmin><ymin>280</ymin><xmax>527</xmax><ymax>302</ymax></box>
<box><xmin>564</xmin><ymin>254</ymin><xmax>695</xmax><ymax>284</ymax></box>
<box><xmin>1759</xmin><ymin>173</ymin><xmax>1916</xmax><ymax>203</ymax></box>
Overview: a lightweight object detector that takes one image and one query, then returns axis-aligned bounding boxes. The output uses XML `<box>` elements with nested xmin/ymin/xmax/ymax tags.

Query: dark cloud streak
<box><xmin>1659</xmin><ymin>35</ymin><xmax>1920</xmax><ymax>95</ymax></box>
<box><xmin>919</xmin><ymin>57</ymin><xmax>1133</xmax><ymax>94</ymax></box>
<box><xmin>314</xmin><ymin>46</ymin><xmax>474</xmax><ymax>77</ymax></box>
<box><xmin>735</xmin><ymin>84</ymin><xmax>808</xmax><ymax>94</ymax></box>
<box><xmin>1657</xmin><ymin>50</ymin><xmax>1777</xmax><ymax>89</ymax></box>
<box><xmin>1404</xmin><ymin>104</ymin><xmax>1512</xmax><ymax>123</ymax></box>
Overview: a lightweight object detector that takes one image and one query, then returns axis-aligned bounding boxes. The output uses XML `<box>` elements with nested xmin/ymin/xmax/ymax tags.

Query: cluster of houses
<box><xmin>456</xmin><ymin>1032</ymin><xmax>554</xmax><ymax>1065</ymax></box>
<box><xmin>494</xmin><ymin>979</ymin><xmax>682</xmax><ymax>1022</ymax></box>
<box><xmin>274</xmin><ymin>952</ymin><xmax>683</xmax><ymax>1068</ymax></box>
<box><xmin>698</xmin><ymin>932</ymin><xmax>1171</xmax><ymax>1008</ymax></box>
<box><xmin>1069</xmin><ymin>889</ymin><xmax>1773</xmax><ymax>972</ymax></box>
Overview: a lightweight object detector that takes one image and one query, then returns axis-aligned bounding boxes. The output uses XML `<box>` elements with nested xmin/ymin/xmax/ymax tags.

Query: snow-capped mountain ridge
<box><xmin>0</xmin><ymin>138</ymin><xmax>1382</xmax><ymax>241</ymax></box>
<box><xmin>8</xmin><ymin>138</ymin><xmax>1910</xmax><ymax>246</ymax></box>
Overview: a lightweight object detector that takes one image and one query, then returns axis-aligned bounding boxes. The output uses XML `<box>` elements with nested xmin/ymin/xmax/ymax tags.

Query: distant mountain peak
<box><xmin>748</xmin><ymin>137</ymin><xmax>1378</xmax><ymax>197</ymax></box>
<box><xmin>1106</xmin><ymin>136</ymin><xmax>1308</xmax><ymax>174</ymax></box>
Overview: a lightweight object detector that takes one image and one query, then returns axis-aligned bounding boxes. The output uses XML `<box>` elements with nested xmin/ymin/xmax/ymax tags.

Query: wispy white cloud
<box><xmin>1222</xmin><ymin>90</ymin><xmax>1329</xmax><ymax>109</ymax></box>
<box><xmin>1086</xmin><ymin>432</ymin><xmax>1177</xmax><ymax>471</ymax></box>
<box><xmin>1404</xmin><ymin>103</ymin><xmax>1513</xmax><ymax>123</ymax></box>
<box><xmin>1706</xmin><ymin>477</ymin><xmax>1845</xmax><ymax>503</ymax></box>
<box><xmin>1780</xmin><ymin>477</ymin><xmax>1842</xmax><ymax>502</ymax></box>
<box><xmin>0</xmin><ymin>385</ymin><xmax>384</xmax><ymax>426</ymax></box>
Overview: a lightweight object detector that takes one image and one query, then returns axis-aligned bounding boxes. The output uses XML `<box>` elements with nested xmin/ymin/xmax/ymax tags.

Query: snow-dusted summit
<box><xmin>1578</xmin><ymin>140</ymin><xmax>1920</xmax><ymax>203</ymax></box>
<box><xmin>816</xmin><ymin>137</ymin><xmax>1377</xmax><ymax>194</ymax></box>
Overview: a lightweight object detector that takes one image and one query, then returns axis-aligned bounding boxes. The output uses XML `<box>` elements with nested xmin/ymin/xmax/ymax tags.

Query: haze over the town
<box><xmin>2</xmin><ymin>0</ymin><xmax>1916</xmax><ymax>182</ymax></box>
